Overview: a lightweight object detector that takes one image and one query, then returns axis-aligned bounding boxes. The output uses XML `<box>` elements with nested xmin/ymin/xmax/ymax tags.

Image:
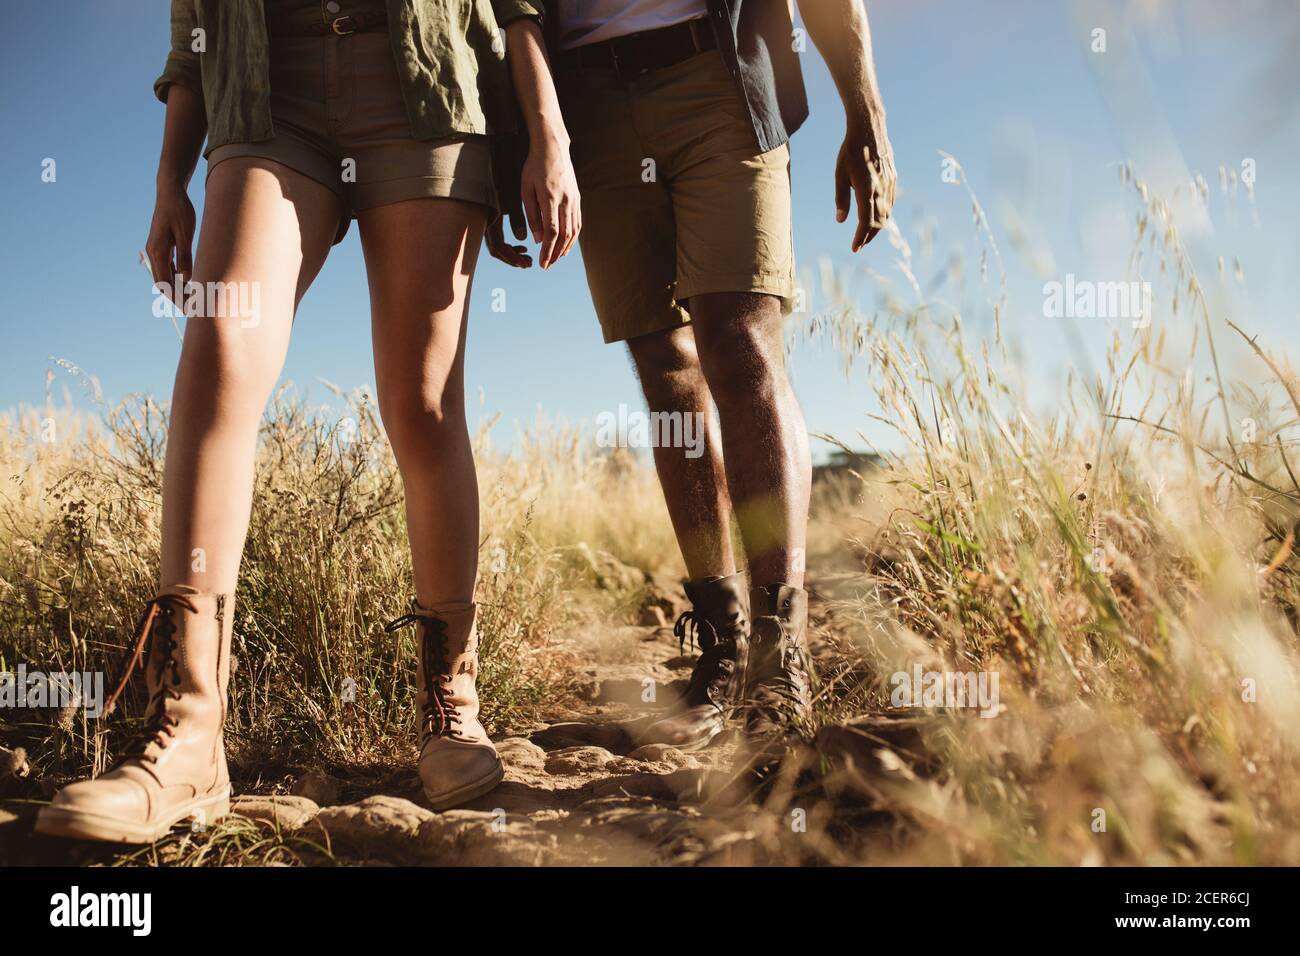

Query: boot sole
<box><xmin>667</xmin><ymin>729</ymin><xmax>723</xmax><ymax>753</ymax></box>
<box><xmin>422</xmin><ymin>763</ymin><xmax>505</xmax><ymax>811</ymax></box>
<box><xmin>639</xmin><ymin>648</ymin><xmax>747</xmax><ymax>755</ymax></box>
<box><xmin>637</xmin><ymin>722</ymin><xmax>724</xmax><ymax>753</ymax></box>
<box><xmin>33</xmin><ymin>787</ymin><xmax>232</xmax><ymax>844</ymax></box>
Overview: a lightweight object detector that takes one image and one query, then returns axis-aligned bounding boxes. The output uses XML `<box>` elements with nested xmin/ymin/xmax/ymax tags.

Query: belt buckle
<box><xmin>331</xmin><ymin>15</ymin><xmax>357</xmax><ymax>35</ymax></box>
<box><xmin>610</xmin><ymin>35</ymin><xmax>651</xmax><ymax>81</ymax></box>
<box><xmin>687</xmin><ymin>18</ymin><xmax>705</xmax><ymax>52</ymax></box>
<box><xmin>608</xmin><ymin>40</ymin><xmax>623</xmax><ymax>81</ymax></box>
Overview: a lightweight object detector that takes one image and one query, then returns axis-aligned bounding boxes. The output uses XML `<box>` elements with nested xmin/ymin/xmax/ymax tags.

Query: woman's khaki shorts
<box><xmin>207</xmin><ymin>32</ymin><xmax>497</xmax><ymax>245</ymax></box>
<box><xmin>558</xmin><ymin>50</ymin><xmax>795</xmax><ymax>344</ymax></box>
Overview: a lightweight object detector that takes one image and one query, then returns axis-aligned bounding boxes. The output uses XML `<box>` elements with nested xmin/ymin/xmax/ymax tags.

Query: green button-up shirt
<box><xmin>155</xmin><ymin>0</ymin><xmax>543</xmax><ymax>211</ymax></box>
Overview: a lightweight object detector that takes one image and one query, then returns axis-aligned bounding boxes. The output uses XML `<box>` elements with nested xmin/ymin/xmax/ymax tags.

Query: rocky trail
<box><xmin>1</xmin><ymin>608</ymin><xmax>896</xmax><ymax>866</ymax></box>
<box><xmin>282</xmin><ymin>621</ymin><xmax>782</xmax><ymax>867</ymax></box>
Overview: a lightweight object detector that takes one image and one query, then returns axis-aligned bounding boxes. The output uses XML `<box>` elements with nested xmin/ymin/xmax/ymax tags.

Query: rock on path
<box><xmin>298</xmin><ymin>622</ymin><xmax>802</xmax><ymax>866</ymax></box>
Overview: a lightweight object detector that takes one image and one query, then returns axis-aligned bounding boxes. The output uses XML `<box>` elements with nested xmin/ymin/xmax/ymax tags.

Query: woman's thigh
<box><xmin>182</xmin><ymin>157</ymin><xmax>342</xmax><ymax>382</ymax></box>
<box><xmin>357</xmin><ymin>198</ymin><xmax>488</xmax><ymax>410</ymax></box>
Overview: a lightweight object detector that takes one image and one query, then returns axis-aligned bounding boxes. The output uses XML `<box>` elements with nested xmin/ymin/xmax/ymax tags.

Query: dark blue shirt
<box><xmin>536</xmin><ymin>0</ymin><xmax>810</xmax><ymax>153</ymax></box>
<box><xmin>707</xmin><ymin>0</ymin><xmax>810</xmax><ymax>151</ymax></box>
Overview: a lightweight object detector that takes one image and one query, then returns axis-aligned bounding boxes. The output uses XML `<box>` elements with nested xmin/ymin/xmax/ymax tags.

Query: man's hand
<box><xmin>486</xmin><ymin>210</ymin><xmax>533</xmax><ymax>269</ymax></box>
<box><xmin>835</xmin><ymin>121</ymin><xmax>896</xmax><ymax>252</ymax></box>
<box><xmin>797</xmin><ymin>0</ymin><xmax>896</xmax><ymax>251</ymax></box>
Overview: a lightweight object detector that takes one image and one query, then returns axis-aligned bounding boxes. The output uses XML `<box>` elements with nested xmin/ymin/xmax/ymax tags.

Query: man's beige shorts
<box><xmin>207</xmin><ymin>33</ymin><xmax>497</xmax><ymax>245</ymax></box>
<box><xmin>558</xmin><ymin>51</ymin><xmax>795</xmax><ymax>344</ymax></box>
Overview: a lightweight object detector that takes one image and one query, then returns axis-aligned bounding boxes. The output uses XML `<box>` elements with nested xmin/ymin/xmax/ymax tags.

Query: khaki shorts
<box><xmin>558</xmin><ymin>50</ymin><xmax>794</xmax><ymax>344</ymax></box>
<box><xmin>207</xmin><ymin>32</ymin><xmax>497</xmax><ymax>245</ymax></box>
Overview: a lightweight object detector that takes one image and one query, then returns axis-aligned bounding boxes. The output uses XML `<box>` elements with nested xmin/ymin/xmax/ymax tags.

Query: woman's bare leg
<box><xmin>159</xmin><ymin>159</ymin><xmax>341</xmax><ymax>592</ymax></box>
<box><xmin>357</xmin><ymin>198</ymin><xmax>488</xmax><ymax>607</ymax></box>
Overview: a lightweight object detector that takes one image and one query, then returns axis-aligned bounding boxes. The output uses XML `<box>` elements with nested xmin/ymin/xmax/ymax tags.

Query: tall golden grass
<box><xmin>791</xmin><ymin>161</ymin><xmax>1300</xmax><ymax>864</ymax></box>
<box><xmin>0</xmin><ymin>384</ymin><xmax>675</xmax><ymax>779</ymax></box>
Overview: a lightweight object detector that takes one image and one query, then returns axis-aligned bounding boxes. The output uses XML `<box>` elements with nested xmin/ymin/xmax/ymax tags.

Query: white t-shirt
<box><xmin>556</xmin><ymin>0</ymin><xmax>710</xmax><ymax>51</ymax></box>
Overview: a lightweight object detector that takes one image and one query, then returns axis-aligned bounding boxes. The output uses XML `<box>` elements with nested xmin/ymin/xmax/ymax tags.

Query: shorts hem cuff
<box><xmin>600</xmin><ymin>307</ymin><xmax>690</xmax><ymax>345</ymax></box>
<box><xmin>350</xmin><ymin>176</ymin><xmax>499</xmax><ymax>214</ymax></box>
<box><xmin>674</xmin><ymin>274</ymin><xmax>795</xmax><ymax>309</ymax></box>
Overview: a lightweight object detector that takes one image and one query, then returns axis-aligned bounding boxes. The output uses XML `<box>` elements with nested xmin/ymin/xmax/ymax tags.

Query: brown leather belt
<box><xmin>557</xmin><ymin>18</ymin><xmax>719</xmax><ymax>82</ymax></box>
<box><xmin>265</xmin><ymin>9</ymin><xmax>388</xmax><ymax>37</ymax></box>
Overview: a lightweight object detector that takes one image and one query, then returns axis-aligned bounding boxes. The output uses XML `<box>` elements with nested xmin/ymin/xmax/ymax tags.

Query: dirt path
<box><xmin>275</xmin><ymin>621</ymin><xmax>801</xmax><ymax>866</ymax></box>
<box><xmin>289</xmin><ymin>557</ymin><xmax>898</xmax><ymax>868</ymax></box>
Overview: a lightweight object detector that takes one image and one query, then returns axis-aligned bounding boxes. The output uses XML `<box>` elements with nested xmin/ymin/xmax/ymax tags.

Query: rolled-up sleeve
<box><xmin>492</xmin><ymin>0</ymin><xmax>544</xmax><ymax>28</ymax></box>
<box><xmin>153</xmin><ymin>0</ymin><xmax>203</xmax><ymax>104</ymax></box>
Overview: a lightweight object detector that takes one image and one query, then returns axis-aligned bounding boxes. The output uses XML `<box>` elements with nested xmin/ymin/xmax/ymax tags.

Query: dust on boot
<box><xmin>640</xmin><ymin>573</ymin><xmax>749</xmax><ymax>751</ymax></box>
<box><xmin>740</xmin><ymin>584</ymin><xmax>813</xmax><ymax>771</ymax></box>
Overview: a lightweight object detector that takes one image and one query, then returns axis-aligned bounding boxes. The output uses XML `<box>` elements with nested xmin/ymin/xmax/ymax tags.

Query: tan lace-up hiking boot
<box><xmin>35</xmin><ymin>586</ymin><xmax>234</xmax><ymax>843</ymax></box>
<box><xmin>739</xmin><ymin>584</ymin><xmax>813</xmax><ymax>773</ymax></box>
<box><xmin>639</xmin><ymin>573</ymin><xmax>749</xmax><ymax>751</ymax></box>
<box><xmin>385</xmin><ymin>600</ymin><xmax>504</xmax><ymax>810</ymax></box>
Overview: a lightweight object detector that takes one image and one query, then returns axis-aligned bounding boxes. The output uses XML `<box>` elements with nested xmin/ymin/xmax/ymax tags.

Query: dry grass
<box><xmin>784</xmin><ymin>161</ymin><xmax>1300</xmax><ymax>865</ymax></box>
<box><xmin>0</xmin><ymin>385</ymin><xmax>676</xmax><ymax>785</ymax></box>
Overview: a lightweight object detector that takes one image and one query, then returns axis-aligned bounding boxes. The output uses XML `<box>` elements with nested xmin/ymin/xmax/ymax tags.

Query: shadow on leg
<box><xmin>160</xmin><ymin>157</ymin><xmax>340</xmax><ymax>592</ymax></box>
<box><xmin>688</xmin><ymin>292</ymin><xmax>810</xmax><ymax>589</ymax></box>
<box><xmin>626</xmin><ymin>325</ymin><xmax>736</xmax><ymax>580</ymax></box>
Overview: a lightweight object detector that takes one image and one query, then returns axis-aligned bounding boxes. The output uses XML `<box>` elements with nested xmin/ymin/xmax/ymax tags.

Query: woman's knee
<box><xmin>377</xmin><ymin>382</ymin><xmax>467</xmax><ymax>455</ymax></box>
<box><xmin>174</xmin><ymin>318</ymin><xmax>285</xmax><ymax>422</ymax></box>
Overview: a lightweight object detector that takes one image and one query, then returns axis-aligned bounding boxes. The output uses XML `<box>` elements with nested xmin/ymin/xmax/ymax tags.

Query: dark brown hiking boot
<box><xmin>740</xmin><ymin>584</ymin><xmax>812</xmax><ymax>769</ymax></box>
<box><xmin>638</xmin><ymin>573</ymin><xmax>749</xmax><ymax>752</ymax></box>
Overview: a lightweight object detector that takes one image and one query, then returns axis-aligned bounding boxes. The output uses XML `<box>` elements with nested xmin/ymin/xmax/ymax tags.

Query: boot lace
<box><xmin>385</xmin><ymin>612</ymin><xmax>464</xmax><ymax>740</ymax></box>
<box><xmin>104</xmin><ymin>594</ymin><xmax>199</xmax><ymax>764</ymax></box>
<box><xmin>673</xmin><ymin>610</ymin><xmax>737</xmax><ymax>709</ymax></box>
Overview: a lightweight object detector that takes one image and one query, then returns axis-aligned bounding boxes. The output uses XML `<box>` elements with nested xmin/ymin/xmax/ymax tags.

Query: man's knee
<box><xmin>627</xmin><ymin>327</ymin><xmax>707</xmax><ymax>407</ymax></box>
<box><xmin>692</xmin><ymin>321</ymin><xmax>784</xmax><ymax>410</ymax></box>
<box><xmin>627</xmin><ymin>325</ymin><xmax>700</xmax><ymax>373</ymax></box>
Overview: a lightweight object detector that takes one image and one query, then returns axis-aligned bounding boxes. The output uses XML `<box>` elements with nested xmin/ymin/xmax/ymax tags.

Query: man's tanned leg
<box><xmin>629</xmin><ymin>325</ymin><xmax>753</xmax><ymax>750</ymax></box>
<box><xmin>688</xmin><ymin>292</ymin><xmax>811</xmax><ymax>588</ymax></box>
<box><xmin>690</xmin><ymin>291</ymin><xmax>815</xmax><ymax>761</ymax></box>
<box><xmin>627</xmin><ymin>326</ymin><xmax>736</xmax><ymax>581</ymax></box>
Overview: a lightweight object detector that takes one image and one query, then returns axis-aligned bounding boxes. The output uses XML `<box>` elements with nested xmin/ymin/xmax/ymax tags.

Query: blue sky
<box><xmin>1</xmin><ymin>1</ymin><xmax>1296</xmax><ymax>459</ymax></box>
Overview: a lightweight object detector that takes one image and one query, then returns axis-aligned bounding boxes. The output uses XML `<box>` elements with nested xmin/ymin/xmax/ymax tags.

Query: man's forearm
<box><xmin>505</xmin><ymin>18</ymin><xmax>568</xmax><ymax>146</ymax></box>
<box><xmin>157</xmin><ymin>84</ymin><xmax>207</xmax><ymax>190</ymax></box>
<box><xmin>799</xmin><ymin>0</ymin><xmax>886</xmax><ymax>136</ymax></box>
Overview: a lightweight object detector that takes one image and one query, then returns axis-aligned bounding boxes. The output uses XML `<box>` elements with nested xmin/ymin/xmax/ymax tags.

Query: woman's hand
<box><xmin>491</xmin><ymin>17</ymin><xmax>581</xmax><ymax>270</ymax></box>
<box><xmin>147</xmin><ymin>84</ymin><xmax>205</xmax><ymax>295</ymax></box>
<box><xmin>146</xmin><ymin>178</ymin><xmax>197</xmax><ymax>296</ymax></box>
<box><xmin>520</xmin><ymin>130</ymin><xmax>580</xmax><ymax>269</ymax></box>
